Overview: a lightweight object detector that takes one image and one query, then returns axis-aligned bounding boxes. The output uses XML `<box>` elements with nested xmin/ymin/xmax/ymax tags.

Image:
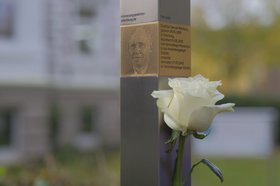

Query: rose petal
<box><xmin>151</xmin><ymin>75</ymin><xmax>235</xmax><ymax>134</ymax></box>
<box><xmin>151</xmin><ymin>90</ymin><xmax>173</xmax><ymax>110</ymax></box>
<box><xmin>163</xmin><ymin>113</ymin><xmax>184</xmax><ymax>132</ymax></box>
<box><xmin>210</xmin><ymin>91</ymin><xmax>224</xmax><ymax>104</ymax></box>
<box><xmin>193</xmin><ymin>74</ymin><xmax>208</xmax><ymax>81</ymax></box>
<box><xmin>188</xmin><ymin>103</ymin><xmax>235</xmax><ymax>132</ymax></box>
<box><xmin>211</xmin><ymin>103</ymin><xmax>235</xmax><ymax>113</ymax></box>
<box><xmin>164</xmin><ymin>92</ymin><xmax>182</xmax><ymax>123</ymax></box>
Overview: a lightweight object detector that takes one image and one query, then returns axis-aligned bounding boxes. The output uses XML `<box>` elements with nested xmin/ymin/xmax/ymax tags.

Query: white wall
<box><xmin>0</xmin><ymin>0</ymin><xmax>49</xmax><ymax>86</ymax></box>
<box><xmin>0</xmin><ymin>0</ymin><xmax>120</xmax><ymax>89</ymax></box>
<box><xmin>192</xmin><ymin>107</ymin><xmax>277</xmax><ymax>157</ymax></box>
<box><xmin>70</xmin><ymin>0</ymin><xmax>120</xmax><ymax>90</ymax></box>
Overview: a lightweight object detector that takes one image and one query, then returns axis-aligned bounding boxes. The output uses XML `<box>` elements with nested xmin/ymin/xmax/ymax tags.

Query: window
<box><xmin>81</xmin><ymin>106</ymin><xmax>97</xmax><ymax>133</ymax></box>
<box><xmin>0</xmin><ymin>0</ymin><xmax>14</xmax><ymax>38</ymax></box>
<box><xmin>0</xmin><ymin>109</ymin><xmax>15</xmax><ymax>146</ymax></box>
<box><xmin>75</xmin><ymin>1</ymin><xmax>98</xmax><ymax>54</ymax></box>
<box><xmin>49</xmin><ymin>105</ymin><xmax>60</xmax><ymax>147</ymax></box>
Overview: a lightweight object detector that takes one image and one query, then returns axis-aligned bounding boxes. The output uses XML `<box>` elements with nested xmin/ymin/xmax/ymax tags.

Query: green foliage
<box><xmin>192</xmin><ymin>12</ymin><xmax>280</xmax><ymax>96</ymax></box>
<box><xmin>0</xmin><ymin>148</ymin><xmax>120</xmax><ymax>186</ymax></box>
<box><xmin>0</xmin><ymin>167</ymin><xmax>6</xmax><ymax>183</ymax></box>
<box><xmin>190</xmin><ymin>159</ymin><xmax>224</xmax><ymax>183</ymax></box>
<box><xmin>165</xmin><ymin>130</ymin><xmax>180</xmax><ymax>153</ymax></box>
<box><xmin>192</xmin><ymin>156</ymin><xmax>280</xmax><ymax>186</ymax></box>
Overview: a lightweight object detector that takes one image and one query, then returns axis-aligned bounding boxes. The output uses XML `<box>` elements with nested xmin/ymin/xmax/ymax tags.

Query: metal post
<box><xmin>121</xmin><ymin>0</ymin><xmax>191</xmax><ymax>185</ymax></box>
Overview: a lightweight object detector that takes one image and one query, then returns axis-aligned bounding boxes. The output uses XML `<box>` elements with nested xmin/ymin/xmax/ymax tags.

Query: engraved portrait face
<box><xmin>128</xmin><ymin>28</ymin><xmax>152</xmax><ymax>74</ymax></box>
<box><xmin>121</xmin><ymin>24</ymin><xmax>158</xmax><ymax>76</ymax></box>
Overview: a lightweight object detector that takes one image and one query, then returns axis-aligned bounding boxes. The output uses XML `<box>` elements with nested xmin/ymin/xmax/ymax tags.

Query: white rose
<box><xmin>151</xmin><ymin>74</ymin><xmax>235</xmax><ymax>134</ymax></box>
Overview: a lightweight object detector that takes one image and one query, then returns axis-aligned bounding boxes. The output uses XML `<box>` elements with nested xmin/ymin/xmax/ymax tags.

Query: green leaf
<box><xmin>201</xmin><ymin>159</ymin><xmax>224</xmax><ymax>182</ymax></box>
<box><xmin>165</xmin><ymin>130</ymin><xmax>180</xmax><ymax>153</ymax></box>
<box><xmin>165</xmin><ymin>130</ymin><xmax>180</xmax><ymax>144</ymax></box>
<box><xmin>190</xmin><ymin>159</ymin><xmax>224</xmax><ymax>183</ymax></box>
<box><xmin>193</xmin><ymin>132</ymin><xmax>208</xmax><ymax>139</ymax></box>
<box><xmin>192</xmin><ymin>128</ymin><xmax>211</xmax><ymax>140</ymax></box>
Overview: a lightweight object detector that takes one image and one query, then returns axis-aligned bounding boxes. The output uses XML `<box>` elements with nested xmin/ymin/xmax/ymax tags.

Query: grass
<box><xmin>0</xmin><ymin>147</ymin><xmax>120</xmax><ymax>186</ymax></box>
<box><xmin>191</xmin><ymin>154</ymin><xmax>280</xmax><ymax>186</ymax></box>
<box><xmin>0</xmin><ymin>148</ymin><xmax>280</xmax><ymax>186</ymax></box>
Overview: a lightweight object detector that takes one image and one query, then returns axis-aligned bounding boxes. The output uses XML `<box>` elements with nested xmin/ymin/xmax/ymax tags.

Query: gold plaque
<box><xmin>121</xmin><ymin>22</ymin><xmax>190</xmax><ymax>77</ymax></box>
<box><xmin>159</xmin><ymin>22</ymin><xmax>191</xmax><ymax>77</ymax></box>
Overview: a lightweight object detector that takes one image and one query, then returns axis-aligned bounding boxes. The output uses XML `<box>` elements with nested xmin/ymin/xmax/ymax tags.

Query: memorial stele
<box><xmin>121</xmin><ymin>0</ymin><xmax>191</xmax><ymax>77</ymax></box>
<box><xmin>121</xmin><ymin>0</ymin><xmax>191</xmax><ymax>186</ymax></box>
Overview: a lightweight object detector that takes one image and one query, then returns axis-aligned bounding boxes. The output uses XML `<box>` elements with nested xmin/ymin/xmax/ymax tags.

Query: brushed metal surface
<box><xmin>159</xmin><ymin>0</ymin><xmax>190</xmax><ymax>25</ymax></box>
<box><xmin>121</xmin><ymin>0</ymin><xmax>190</xmax><ymax>25</ymax></box>
<box><xmin>121</xmin><ymin>76</ymin><xmax>191</xmax><ymax>186</ymax></box>
<box><xmin>121</xmin><ymin>77</ymin><xmax>160</xmax><ymax>186</ymax></box>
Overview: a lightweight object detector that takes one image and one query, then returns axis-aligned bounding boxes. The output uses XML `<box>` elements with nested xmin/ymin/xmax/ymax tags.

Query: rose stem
<box><xmin>173</xmin><ymin>134</ymin><xmax>186</xmax><ymax>186</ymax></box>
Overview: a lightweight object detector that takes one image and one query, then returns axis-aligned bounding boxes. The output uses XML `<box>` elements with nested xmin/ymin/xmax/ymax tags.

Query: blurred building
<box><xmin>0</xmin><ymin>0</ymin><xmax>120</xmax><ymax>163</ymax></box>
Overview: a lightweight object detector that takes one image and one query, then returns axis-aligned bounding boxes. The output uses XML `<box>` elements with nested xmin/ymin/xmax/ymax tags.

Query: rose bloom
<box><xmin>151</xmin><ymin>75</ymin><xmax>235</xmax><ymax>134</ymax></box>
